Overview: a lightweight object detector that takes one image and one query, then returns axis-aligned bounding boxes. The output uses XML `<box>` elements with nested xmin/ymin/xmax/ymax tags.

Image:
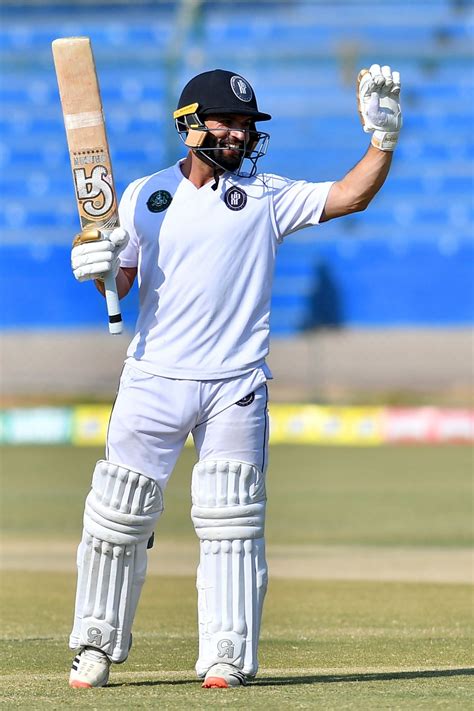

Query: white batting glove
<box><xmin>71</xmin><ymin>226</ymin><xmax>129</xmax><ymax>282</ymax></box>
<box><xmin>357</xmin><ymin>64</ymin><xmax>402</xmax><ymax>151</ymax></box>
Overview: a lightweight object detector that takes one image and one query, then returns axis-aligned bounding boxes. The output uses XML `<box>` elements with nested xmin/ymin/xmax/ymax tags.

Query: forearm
<box><xmin>341</xmin><ymin>144</ymin><xmax>393</xmax><ymax>211</ymax></box>
<box><xmin>321</xmin><ymin>63</ymin><xmax>400</xmax><ymax>223</ymax></box>
<box><xmin>94</xmin><ymin>267</ymin><xmax>135</xmax><ymax>299</ymax></box>
<box><xmin>322</xmin><ymin>145</ymin><xmax>393</xmax><ymax>221</ymax></box>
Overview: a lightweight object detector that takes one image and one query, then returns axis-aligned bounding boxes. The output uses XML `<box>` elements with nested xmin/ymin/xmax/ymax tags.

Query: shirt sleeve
<box><xmin>270</xmin><ymin>175</ymin><xmax>334</xmax><ymax>242</ymax></box>
<box><xmin>117</xmin><ymin>179</ymin><xmax>142</xmax><ymax>268</ymax></box>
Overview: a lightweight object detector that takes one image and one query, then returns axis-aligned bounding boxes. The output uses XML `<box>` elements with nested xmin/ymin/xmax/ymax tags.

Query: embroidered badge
<box><xmin>147</xmin><ymin>190</ymin><xmax>172</xmax><ymax>213</ymax></box>
<box><xmin>230</xmin><ymin>75</ymin><xmax>253</xmax><ymax>102</ymax></box>
<box><xmin>236</xmin><ymin>392</ymin><xmax>255</xmax><ymax>407</ymax></box>
<box><xmin>224</xmin><ymin>186</ymin><xmax>247</xmax><ymax>211</ymax></box>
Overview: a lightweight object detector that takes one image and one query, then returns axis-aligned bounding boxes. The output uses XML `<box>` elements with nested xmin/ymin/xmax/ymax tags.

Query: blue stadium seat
<box><xmin>0</xmin><ymin>22</ymin><xmax>173</xmax><ymax>51</ymax></box>
<box><xmin>0</xmin><ymin>0</ymin><xmax>472</xmax><ymax>331</ymax></box>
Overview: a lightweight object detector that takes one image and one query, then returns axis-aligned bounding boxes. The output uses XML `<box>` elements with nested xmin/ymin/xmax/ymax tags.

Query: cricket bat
<box><xmin>52</xmin><ymin>36</ymin><xmax>123</xmax><ymax>335</ymax></box>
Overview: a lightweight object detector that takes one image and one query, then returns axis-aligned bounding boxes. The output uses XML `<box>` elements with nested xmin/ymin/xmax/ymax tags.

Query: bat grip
<box><xmin>103</xmin><ymin>272</ymin><xmax>122</xmax><ymax>335</ymax></box>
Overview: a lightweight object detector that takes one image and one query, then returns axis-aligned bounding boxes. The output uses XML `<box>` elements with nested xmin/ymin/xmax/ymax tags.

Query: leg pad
<box><xmin>191</xmin><ymin>460</ymin><xmax>267</xmax><ymax>677</ymax></box>
<box><xmin>69</xmin><ymin>460</ymin><xmax>163</xmax><ymax>662</ymax></box>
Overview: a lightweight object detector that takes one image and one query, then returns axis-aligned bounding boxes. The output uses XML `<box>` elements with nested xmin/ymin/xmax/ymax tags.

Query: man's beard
<box><xmin>204</xmin><ymin>134</ymin><xmax>245</xmax><ymax>172</ymax></box>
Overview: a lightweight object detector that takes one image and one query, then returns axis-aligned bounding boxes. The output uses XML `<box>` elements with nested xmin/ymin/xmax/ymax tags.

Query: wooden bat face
<box><xmin>52</xmin><ymin>37</ymin><xmax>118</xmax><ymax>231</ymax></box>
<box><xmin>52</xmin><ymin>36</ymin><xmax>122</xmax><ymax>334</ymax></box>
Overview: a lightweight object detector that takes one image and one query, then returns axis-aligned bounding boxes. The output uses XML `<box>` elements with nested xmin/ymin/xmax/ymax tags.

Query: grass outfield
<box><xmin>1</xmin><ymin>444</ymin><xmax>473</xmax><ymax>708</ymax></box>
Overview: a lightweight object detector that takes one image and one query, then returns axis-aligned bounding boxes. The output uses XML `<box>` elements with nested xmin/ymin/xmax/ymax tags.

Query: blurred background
<box><xmin>0</xmin><ymin>0</ymin><xmax>473</xmax><ymax>419</ymax></box>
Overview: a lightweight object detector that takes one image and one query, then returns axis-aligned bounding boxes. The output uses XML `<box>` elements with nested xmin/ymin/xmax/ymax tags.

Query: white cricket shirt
<box><xmin>119</xmin><ymin>160</ymin><xmax>333</xmax><ymax>379</ymax></box>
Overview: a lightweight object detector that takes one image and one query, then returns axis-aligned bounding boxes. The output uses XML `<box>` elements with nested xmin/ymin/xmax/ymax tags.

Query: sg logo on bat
<box><xmin>72</xmin><ymin>153</ymin><xmax>115</xmax><ymax>220</ymax></box>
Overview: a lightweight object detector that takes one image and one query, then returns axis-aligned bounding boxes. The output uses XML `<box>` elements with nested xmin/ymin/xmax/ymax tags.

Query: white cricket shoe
<box><xmin>69</xmin><ymin>647</ymin><xmax>111</xmax><ymax>688</ymax></box>
<box><xmin>201</xmin><ymin>663</ymin><xmax>247</xmax><ymax>688</ymax></box>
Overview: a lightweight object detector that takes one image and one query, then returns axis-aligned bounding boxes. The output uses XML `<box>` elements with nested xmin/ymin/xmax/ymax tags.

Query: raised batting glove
<box><xmin>357</xmin><ymin>64</ymin><xmax>402</xmax><ymax>151</ymax></box>
<box><xmin>71</xmin><ymin>227</ymin><xmax>129</xmax><ymax>282</ymax></box>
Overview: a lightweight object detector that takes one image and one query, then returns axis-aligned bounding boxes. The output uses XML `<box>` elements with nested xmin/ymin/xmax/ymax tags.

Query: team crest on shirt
<box><xmin>224</xmin><ymin>187</ymin><xmax>247</xmax><ymax>211</ymax></box>
<box><xmin>147</xmin><ymin>190</ymin><xmax>172</xmax><ymax>213</ymax></box>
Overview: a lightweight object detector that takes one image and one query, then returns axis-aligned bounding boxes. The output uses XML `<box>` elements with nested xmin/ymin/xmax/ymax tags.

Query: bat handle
<box><xmin>103</xmin><ymin>273</ymin><xmax>123</xmax><ymax>335</ymax></box>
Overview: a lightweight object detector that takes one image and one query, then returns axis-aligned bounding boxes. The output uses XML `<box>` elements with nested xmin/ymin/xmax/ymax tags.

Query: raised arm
<box><xmin>321</xmin><ymin>64</ymin><xmax>401</xmax><ymax>222</ymax></box>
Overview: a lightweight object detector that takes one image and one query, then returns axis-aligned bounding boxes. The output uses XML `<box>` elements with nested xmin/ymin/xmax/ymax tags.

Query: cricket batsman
<box><xmin>68</xmin><ymin>64</ymin><xmax>402</xmax><ymax>688</ymax></box>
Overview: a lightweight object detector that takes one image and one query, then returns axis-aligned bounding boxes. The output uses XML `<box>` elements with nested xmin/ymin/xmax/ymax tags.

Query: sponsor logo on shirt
<box><xmin>224</xmin><ymin>186</ymin><xmax>247</xmax><ymax>211</ymax></box>
<box><xmin>147</xmin><ymin>190</ymin><xmax>173</xmax><ymax>213</ymax></box>
<box><xmin>235</xmin><ymin>392</ymin><xmax>255</xmax><ymax>407</ymax></box>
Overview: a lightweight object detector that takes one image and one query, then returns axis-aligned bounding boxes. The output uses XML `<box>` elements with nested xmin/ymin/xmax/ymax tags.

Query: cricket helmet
<box><xmin>173</xmin><ymin>69</ymin><xmax>271</xmax><ymax>177</ymax></box>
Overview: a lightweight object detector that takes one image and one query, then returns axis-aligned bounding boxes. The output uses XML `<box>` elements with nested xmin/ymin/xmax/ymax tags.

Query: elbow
<box><xmin>355</xmin><ymin>198</ymin><xmax>371</xmax><ymax>212</ymax></box>
<box><xmin>326</xmin><ymin>182</ymin><xmax>374</xmax><ymax>220</ymax></box>
<box><xmin>342</xmin><ymin>186</ymin><xmax>373</xmax><ymax>214</ymax></box>
<box><xmin>346</xmin><ymin>196</ymin><xmax>371</xmax><ymax>214</ymax></box>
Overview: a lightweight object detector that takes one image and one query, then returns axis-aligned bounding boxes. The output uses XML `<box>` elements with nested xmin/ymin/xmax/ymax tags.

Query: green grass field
<box><xmin>1</xmin><ymin>444</ymin><xmax>473</xmax><ymax>709</ymax></box>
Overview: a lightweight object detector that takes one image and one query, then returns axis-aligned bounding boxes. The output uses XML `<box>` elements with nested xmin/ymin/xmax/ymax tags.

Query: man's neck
<box><xmin>180</xmin><ymin>152</ymin><xmax>223</xmax><ymax>189</ymax></box>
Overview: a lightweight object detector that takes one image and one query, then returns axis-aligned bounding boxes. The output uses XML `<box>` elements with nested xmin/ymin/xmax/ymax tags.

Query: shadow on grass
<box><xmin>108</xmin><ymin>667</ymin><xmax>474</xmax><ymax>688</ymax></box>
<box><xmin>253</xmin><ymin>668</ymin><xmax>474</xmax><ymax>686</ymax></box>
<box><xmin>107</xmin><ymin>680</ymin><xmax>197</xmax><ymax>688</ymax></box>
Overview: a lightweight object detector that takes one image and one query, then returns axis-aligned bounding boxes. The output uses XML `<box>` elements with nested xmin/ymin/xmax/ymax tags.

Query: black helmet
<box><xmin>176</xmin><ymin>69</ymin><xmax>272</xmax><ymax>122</ymax></box>
<box><xmin>174</xmin><ymin>69</ymin><xmax>271</xmax><ymax>178</ymax></box>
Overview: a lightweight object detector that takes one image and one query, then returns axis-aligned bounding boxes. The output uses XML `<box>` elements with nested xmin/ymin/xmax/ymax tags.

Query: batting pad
<box><xmin>191</xmin><ymin>460</ymin><xmax>268</xmax><ymax>677</ymax></box>
<box><xmin>69</xmin><ymin>460</ymin><xmax>163</xmax><ymax>662</ymax></box>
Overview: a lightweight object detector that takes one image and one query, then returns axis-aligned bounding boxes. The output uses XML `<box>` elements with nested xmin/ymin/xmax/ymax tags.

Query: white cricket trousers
<box><xmin>106</xmin><ymin>362</ymin><xmax>270</xmax><ymax>488</ymax></box>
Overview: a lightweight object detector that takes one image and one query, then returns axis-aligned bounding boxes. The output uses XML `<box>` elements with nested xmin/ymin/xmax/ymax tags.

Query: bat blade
<box><xmin>52</xmin><ymin>36</ymin><xmax>123</xmax><ymax>334</ymax></box>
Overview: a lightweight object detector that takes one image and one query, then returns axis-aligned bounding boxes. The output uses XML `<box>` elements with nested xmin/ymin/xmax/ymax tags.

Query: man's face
<box><xmin>203</xmin><ymin>114</ymin><xmax>253</xmax><ymax>171</ymax></box>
